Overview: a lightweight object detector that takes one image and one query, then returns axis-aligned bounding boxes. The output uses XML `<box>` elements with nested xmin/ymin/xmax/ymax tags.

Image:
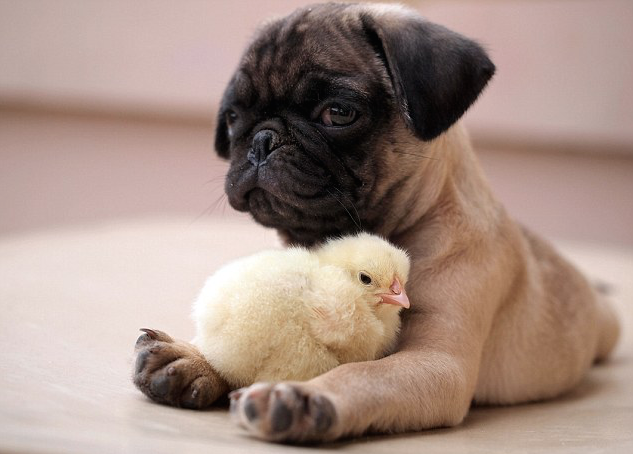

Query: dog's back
<box><xmin>475</xmin><ymin>225</ymin><xmax>620</xmax><ymax>404</ymax></box>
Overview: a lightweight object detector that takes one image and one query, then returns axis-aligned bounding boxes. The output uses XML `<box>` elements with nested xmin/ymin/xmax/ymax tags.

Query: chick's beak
<box><xmin>378</xmin><ymin>277</ymin><xmax>410</xmax><ymax>309</ymax></box>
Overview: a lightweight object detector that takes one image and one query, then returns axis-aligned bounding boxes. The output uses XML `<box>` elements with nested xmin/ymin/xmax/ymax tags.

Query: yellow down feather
<box><xmin>192</xmin><ymin>233</ymin><xmax>410</xmax><ymax>388</ymax></box>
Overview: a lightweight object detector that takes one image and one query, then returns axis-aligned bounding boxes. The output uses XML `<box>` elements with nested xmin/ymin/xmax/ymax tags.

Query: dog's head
<box><xmin>215</xmin><ymin>3</ymin><xmax>494</xmax><ymax>246</ymax></box>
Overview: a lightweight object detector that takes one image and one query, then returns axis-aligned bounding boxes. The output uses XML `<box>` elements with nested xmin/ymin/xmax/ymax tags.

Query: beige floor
<box><xmin>0</xmin><ymin>217</ymin><xmax>631</xmax><ymax>453</ymax></box>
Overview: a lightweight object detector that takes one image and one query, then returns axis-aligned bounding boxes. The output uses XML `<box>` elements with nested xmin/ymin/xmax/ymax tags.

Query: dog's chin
<box><xmin>236</xmin><ymin>188</ymin><xmax>362</xmax><ymax>246</ymax></box>
<box><xmin>224</xmin><ymin>160</ymin><xmax>363</xmax><ymax>244</ymax></box>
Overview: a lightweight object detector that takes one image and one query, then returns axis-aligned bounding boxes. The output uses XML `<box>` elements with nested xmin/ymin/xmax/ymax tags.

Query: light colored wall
<box><xmin>1</xmin><ymin>0</ymin><xmax>631</xmax><ymax>246</ymax></box>
<box><xmin>1</xmin><ymin>0</ymin><xmax>632</xmax><ymax>153</ymax></box>
<box><xmin>0</xmin><ymin>0</ymin><xmax>307</xmax><ymax>114</ymax></box>
<box><xmin>424</xmin><ymin>0</ymin><xmax>633</xmax><ymax>152</ymax></box>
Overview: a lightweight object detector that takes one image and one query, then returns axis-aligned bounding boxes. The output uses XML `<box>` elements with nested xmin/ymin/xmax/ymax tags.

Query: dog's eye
<box><xmin>358</xmin><ymin>271</ymin><xmax>372</xmax><ymax>286</ymax></box>
<box><xmin>320</xmin><ymin>104</ymin><xmax>357</xmax><ymax>127</ymax></box>
<box><xmin>225</xmin><ymin>110</ymin><xmax>238</xmax><ymax>136</ymax></box>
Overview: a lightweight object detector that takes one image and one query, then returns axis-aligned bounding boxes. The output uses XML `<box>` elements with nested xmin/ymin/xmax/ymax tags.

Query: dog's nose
<box><xmin>248</xmin><ymin>129</ymin><xmax>280</xmax><ymax>167</ymax></box>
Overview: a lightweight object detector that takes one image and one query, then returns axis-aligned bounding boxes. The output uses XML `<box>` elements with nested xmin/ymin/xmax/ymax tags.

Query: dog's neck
<box><xmin>388</xmin><ymin>123</ymin><xmax>502</xmax><ymax>259</ymax></box>
<box><xmin>276</xmin><ymin>123</ymin><xmax>500</xmax><ymax>252</ymax></box>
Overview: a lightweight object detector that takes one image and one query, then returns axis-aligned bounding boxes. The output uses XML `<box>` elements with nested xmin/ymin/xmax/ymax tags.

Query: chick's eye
<box><xmin>320</xmin><ymin>104</ymin><xmax>357</xmax><ymax>127</ymax></box>
<box><xmin>358</xmin><ymin>272</ymin><xmax>372</xmax><ymax>285</ymax></box>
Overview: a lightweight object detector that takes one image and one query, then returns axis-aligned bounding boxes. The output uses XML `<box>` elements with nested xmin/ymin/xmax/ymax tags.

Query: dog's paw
<box><xmin>132</xmin><ymin>328</ymin><xmax>227</xmax><ymax>409</ymax></box>
<box><xmin>229</xmin><ymin>382</ymin><xmax>339</xmax><ymax>443</ymax></box>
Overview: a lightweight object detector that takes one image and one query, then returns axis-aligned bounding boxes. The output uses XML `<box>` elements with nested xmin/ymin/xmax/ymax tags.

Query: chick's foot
<box><xmin>133</xmin><ymin>328</ymin><xmax>228</xmax><ymax>409</ymax></box>
<box><xmin>230</xmin><ymin>382</ymin><xmax>339</xmax><ymax>443</ymax></box>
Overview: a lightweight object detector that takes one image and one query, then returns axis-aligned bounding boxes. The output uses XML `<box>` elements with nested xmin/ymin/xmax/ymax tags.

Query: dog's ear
<box><xmin>214</xmin><ymin>109</ymin><xmax>230</xmax><ymax>159</ymax></box>
<box><xmin>360</xmin><ymin>7</ymin><xmax>495</xmax><ymax>141</ymax></box>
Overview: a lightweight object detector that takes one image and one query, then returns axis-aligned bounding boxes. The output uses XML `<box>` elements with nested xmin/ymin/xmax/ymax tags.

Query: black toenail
<box><xmin>271</xmin><ymin>400</ymin><xmax>293</xmax><ymax>432</ymax></box>
<box><xmin>229</xmin><ymin>389</ymin><xmax>243</xmax><ymax>401</ymax></box>
<box><xmin>312</xmin><ymin>396</ymin><xmax>334</xmax><ymax>432</ymax></box>
<box><xmin>229</xmin><ymin>396</ymin><xmax>240</xmax><ymax>415</ymax></box>
<box><xmin>150</xmin><ymin>376</ymin><xmax>171</xmax><ymax>397</ymax></box>
<box><xmin>135</xmin><ymin>350</ymin><xmax>150</xmax><ymax>374</ymax></box>
<box><xmin>314</xmin><ymin>406</ymin><xmax>333</xmax><ymax>432</ymax></box>
<box><xmin>139</xmin><ymin>328</ymin><xmax>158</xmax><ymax>339</ymax></box>
<box><xmin>181</xmin><ymin>390</ymin><xmax>200</xmax><ymax>409</ymax></box>
<box><xmin>244</xmin><ymin>401</ymin><xmax>259</xmax><ymax>422</ymax></box>
<box><xmin>135</xmin><ymin>334</ymin><xmax>151</xmax><ymax>346</ymax></box>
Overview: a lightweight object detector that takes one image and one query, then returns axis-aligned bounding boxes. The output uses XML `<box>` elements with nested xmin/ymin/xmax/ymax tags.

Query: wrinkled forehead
<box><xmin>230</xmin><ymin>6</ymin><xmax>382</xmax><ymax>107</ymax></box>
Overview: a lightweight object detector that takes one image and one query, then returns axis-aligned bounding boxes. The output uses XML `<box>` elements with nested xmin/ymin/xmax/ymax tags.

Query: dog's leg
<box><xmin>230</xmin><ymin>311</ymin><xmax>485</xmax><ymax>442</ymax></box>
<box><xmin>133</xmin><ymin>329</ymin><xmax>229</xmax><ymax>408</ymax></box>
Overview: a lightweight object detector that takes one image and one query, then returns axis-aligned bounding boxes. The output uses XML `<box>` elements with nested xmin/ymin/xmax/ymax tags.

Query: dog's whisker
<box><xmin>189</xmin><ymin>205</ymin><xmax>213</xmax><ymax>226</ymax></box>
<box><xmin>332</xmin><ymin>186</ymin><xmax>362</xmax><ymax>230</ymax></box>
<box><xmin>393</xmin><ymin>150</ymin><xmax>439</xmax><ymax>161</ymax></box>
<box><xmin>190</xmin><ymin>192</ymin><xmax>229</xmax><ymax>226</ymax></box>
<box><xmin>327</xmin><ymin>188</ymin><xmax>362</xmax><ymax>231</ymax></box>
<box><xmin>213</xmin><ymin>193</ymin><xmax>229</xmax><ymax>216</ymax></box>
<box><xmin>205</xmin><ymin>175</ymin><xmax>226</xmax><ymax>186</ymax></box>
<box><xmin>221</xmin><ymin>194</ymin><xmax>230</xmax><ymax>215</ymax></box>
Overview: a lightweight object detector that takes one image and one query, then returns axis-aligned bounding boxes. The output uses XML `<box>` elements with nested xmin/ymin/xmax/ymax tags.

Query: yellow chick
<box><xmin>192</xmin><ymin>233</ymin><xmax>410</xmax><ymax>389</ymax></box>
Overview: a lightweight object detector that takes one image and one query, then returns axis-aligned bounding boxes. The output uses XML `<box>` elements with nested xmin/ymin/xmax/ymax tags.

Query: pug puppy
<box><xmin>133</xmin><ymin>2</ymin><xmax>620</xmax><ymax>443</ymax></box>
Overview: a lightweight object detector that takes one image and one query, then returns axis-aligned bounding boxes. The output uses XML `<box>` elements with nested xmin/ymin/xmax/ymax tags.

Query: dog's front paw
<box><xmin>133</xmin><ymin>328</ymin><xmax>228</xmax><ymax>409</ymax></box>
<box><xmin>229</xmin><ymin>382</ymin><xmax>339</xmax><ymax>443</ymax></box>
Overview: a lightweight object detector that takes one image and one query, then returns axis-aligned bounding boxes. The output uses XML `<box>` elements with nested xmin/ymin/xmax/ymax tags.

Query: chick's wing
<box><xmin>303</xmin><ymin>265</ymin><xmax>364</xmax><ymax>348</ymax></box>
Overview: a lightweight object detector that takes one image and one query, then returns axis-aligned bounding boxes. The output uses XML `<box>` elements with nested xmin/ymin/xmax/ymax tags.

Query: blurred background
<box><xmin>1</xmin><ymin>0</ymin><xmax>632</xmax><ymax>247</ymax></box>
